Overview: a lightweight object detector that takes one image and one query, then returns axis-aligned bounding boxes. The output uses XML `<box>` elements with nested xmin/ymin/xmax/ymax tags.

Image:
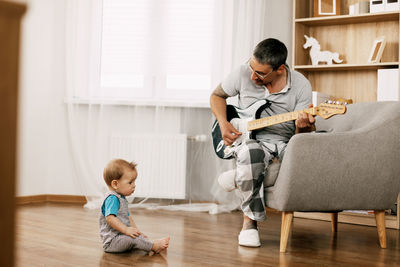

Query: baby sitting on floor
<box><xmin>99</xmin><ymin>158</ymin><xmax>169</xmax><ymax>253</ymax></box>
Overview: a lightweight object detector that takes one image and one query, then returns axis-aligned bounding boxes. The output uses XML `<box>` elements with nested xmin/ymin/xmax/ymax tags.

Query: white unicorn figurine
<box><xmin>303</xmin><ymin>35</ymin><xmax>343</xmax><ymax>66</ymax></box>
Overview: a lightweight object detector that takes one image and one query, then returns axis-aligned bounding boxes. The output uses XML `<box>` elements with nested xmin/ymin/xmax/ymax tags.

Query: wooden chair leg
<box><xmin>331</xmin><ymin>213</ymin><xmax>338</xmax><ymax>233</ymax></box>
<box><xmin>374</xmin><ymin>210</ymin><xmax>387</xmax><ymax>249</ymax></box>
<box><xmin>280</xmin><ymin>211</ymin><xmax>293</xmax><ymax>253</ymax></box>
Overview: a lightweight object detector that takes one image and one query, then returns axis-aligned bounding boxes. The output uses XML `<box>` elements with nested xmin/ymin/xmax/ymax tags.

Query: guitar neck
<box><xmin>247</xmin><ymin>108</ymin><xmax>316</xmax><ymax>131</ymax></box>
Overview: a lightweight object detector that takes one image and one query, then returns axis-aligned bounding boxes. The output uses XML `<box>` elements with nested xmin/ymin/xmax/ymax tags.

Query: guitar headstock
<box><xmin>315</xmin><ymin>103</ymin><xmax>346</xmax><ymax>119</ymax></box>
<box><xmin>326</xmin><ymin>97</ymin><xmax>353</xmax><ymax>105</ymax></box>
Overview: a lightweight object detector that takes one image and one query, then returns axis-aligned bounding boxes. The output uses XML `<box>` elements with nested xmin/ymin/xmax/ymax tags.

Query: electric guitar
<box><xmin>211</xmin><ymin>100</ymin><xmax>347</xmax><ymax>159</ymax></box>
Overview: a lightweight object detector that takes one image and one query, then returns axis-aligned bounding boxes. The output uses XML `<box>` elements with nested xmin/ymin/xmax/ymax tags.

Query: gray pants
<box><xmin>235</xmin><ymin>139</ymin><xmax>287</xmax><ymax>222</ymax></box>
<box><xmin>104</xmin><ymin>234</ymin><xmax>153</xmax><ymax>253</ymax></box>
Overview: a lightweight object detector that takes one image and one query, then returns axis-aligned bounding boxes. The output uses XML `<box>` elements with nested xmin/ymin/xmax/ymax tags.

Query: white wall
<box><xmin>17</xmin><ymin>0</ymin><xmax>78</xmax><ymax>196</ymax></box>
<box><xmin>16</xmin><ymin>0</ymin><xmax>292</xmax><ymax>198</ymax></box>
<box><xmin>264</xmin><ymin>0</ymin><xmax>293</xmax><ymax>65</ymax></box>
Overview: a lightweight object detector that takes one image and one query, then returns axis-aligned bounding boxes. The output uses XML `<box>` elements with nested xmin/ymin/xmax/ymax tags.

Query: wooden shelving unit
<box><xmin>295</xmin><ymin>10</ymin><xmax>399</xmax><ymax>26</ymax></box>
<box><xmin>295</xmin><ymin>212</ymin><xmax>399</xmax><ymax>229</ymax></box>
<box><xmin>292</xmin><ymin>0</ymin><xmax>400</xmax><ymax>229</ymax></box>
<box><xmin>295</xmin><ymin>193</ymin><xmax>400</xmax><ymax>229</ymax></box>
<box><xmin>295</xmin><ymin>62</ymin><xmax>399</xmax><ymax>71</ymax></box>
<box><xmin>293</xmin><ymin>0</ymin><xmax>400</xmax><ymax>103</ymax></box>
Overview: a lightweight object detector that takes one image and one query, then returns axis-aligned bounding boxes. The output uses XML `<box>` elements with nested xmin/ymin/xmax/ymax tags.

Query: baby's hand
<box><xmin>124</xmin><ymin>227</ymin><xmax>141</xmax><ymax>239</ymax></box>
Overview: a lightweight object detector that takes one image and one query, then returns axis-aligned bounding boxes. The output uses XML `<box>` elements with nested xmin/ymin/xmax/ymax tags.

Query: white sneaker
<box><xmin>217</xmin><ymin>169</ymin><xmax>237</xmax><ymax>192</ymax></box>
<box><xmin>238</xmin><ymin>229</ymin><xmax>261</xmax><ymax>247</ymax></box>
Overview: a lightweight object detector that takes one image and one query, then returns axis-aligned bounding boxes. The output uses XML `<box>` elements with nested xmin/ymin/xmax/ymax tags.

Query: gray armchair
<box><xmin>263</xmin><ymin>101</ymin><xmax>400</xmax><ymax>252</ymax></box>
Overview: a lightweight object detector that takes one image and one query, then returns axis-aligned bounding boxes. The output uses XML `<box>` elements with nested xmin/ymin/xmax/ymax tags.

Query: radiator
<box><xmin>109</xmin><ymin>134</ymin><xmax>187</xmax><ymax>199</ymax></box>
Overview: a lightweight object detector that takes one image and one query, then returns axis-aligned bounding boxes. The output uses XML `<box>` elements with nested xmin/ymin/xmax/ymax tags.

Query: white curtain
<box><xmin>65</xmin><ymin>0</ymin><xmax>276</xmax><ymax>212</ymax></box>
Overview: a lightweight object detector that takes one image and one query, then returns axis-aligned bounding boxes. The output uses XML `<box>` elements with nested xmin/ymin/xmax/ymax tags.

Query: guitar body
<box><xmin>211</xmin><ymin>100</ymin><xmax>271</xmax><ymax>159</ymax></box>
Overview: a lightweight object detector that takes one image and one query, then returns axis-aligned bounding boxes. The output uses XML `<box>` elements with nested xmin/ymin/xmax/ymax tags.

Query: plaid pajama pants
<box><xmin>234</xmin><ymin>139</ymin><xmax>287</xmax><ymax>222</ymax></box>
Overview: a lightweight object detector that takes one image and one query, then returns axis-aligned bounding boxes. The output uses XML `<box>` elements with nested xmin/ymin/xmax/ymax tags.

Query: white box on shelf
<box><xmin>370</xmin><ymin>0</ymin><xmax>385</xmax><ymax>13</ymax></box>
<box><xmin>312</xmin><ymin>91</ymin><xmax>330</xmax><ymax>106</ymax></box>
<box><xmin>385</xmin><ymin>0</ymin><xmax>400</xmax><ymax>11</ymax></box>
<box><xmin>349</xmin><ymin>4</ymin><xmax>356</xmax><ymax>14</ymax></box>
<box><xmin>377</xmin><ymin>68</ymin><xmax>399</xmax><ymax>101</ymax></box>
<box><xmin>350</xmin><ymin>2</ymin><xmax>370</xmax><ymax>14</ymax></box>
<box><xmin>358</xmin><ymin>1</ymin><xmax>370</xmax><ymax>13</ymax></box>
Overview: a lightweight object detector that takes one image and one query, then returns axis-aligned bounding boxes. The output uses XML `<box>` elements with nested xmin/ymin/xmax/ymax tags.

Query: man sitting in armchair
<box><xmin>209</xmin><ymin>38</ymin><xmax>315</xmax><ymax>247</ymax></box>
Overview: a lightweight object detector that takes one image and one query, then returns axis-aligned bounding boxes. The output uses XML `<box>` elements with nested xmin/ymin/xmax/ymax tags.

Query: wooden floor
<box><xmin>15</xmin><ymin>203</ymin><xmax>400</xmax><ymax>267</ymax></box>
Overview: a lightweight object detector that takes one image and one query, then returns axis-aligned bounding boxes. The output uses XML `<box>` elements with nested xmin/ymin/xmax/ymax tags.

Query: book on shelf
<box><xmin>312</xmin><ymin>91</ymin><xmax>330</xmax><ymax>106</ymax></box>
<box><xmin>377</xmin><ymin>68</ymin><xmax>399</xmax><ymax>101</ymax></box>
<box><xmin>343</xmin><ymin>210</ymin><xmax>375</xmax><ymax>215</ymax></box>
<box><xmin>343</xmin><ymin>210</ymin><xmax>393</xmax><ymax>215</ymax></box>
<box><xmin>390</xmin><ymin>203</ymin><xmax>397</xmax><ymax>215</ymax></box>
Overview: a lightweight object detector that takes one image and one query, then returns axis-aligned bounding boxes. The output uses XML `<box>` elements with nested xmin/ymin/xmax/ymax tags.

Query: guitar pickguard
<box><xmin>211</xmin><ymin>99</ymin><xmax>270</xmax><ymax>159</ymax></box>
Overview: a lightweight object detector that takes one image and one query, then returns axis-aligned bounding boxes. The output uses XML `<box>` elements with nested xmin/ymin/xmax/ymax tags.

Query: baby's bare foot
<box><xmin>151</xmin><ymin>237</ymin><xmax>170</xmax><ymax>253</ymax></box>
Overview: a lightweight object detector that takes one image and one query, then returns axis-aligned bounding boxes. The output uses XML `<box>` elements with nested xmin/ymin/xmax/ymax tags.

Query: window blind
<box><xmin>100</xmin><ymin>0</ymin><xmax>215</xmax><ymax>101</ymax></box>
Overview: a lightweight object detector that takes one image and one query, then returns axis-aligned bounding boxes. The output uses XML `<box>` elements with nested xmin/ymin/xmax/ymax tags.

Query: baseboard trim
<box><xmin>16</xmin><ymin>195</ymin><xmax>87</xmax><ymax>205</ymax></box>
<box><xmin>16</xmin><ymin>196</ymin><xmax>282</xmax><ymax>211</ymax></box>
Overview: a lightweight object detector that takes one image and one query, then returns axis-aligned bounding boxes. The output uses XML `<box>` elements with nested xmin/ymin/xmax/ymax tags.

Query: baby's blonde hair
<box><xmin>103</xmin><ymin>159</ymin><xmax>137</xmax><ymax>186</ymax></box>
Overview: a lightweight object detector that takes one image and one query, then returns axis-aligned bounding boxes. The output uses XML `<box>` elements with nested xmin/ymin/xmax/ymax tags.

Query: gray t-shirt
<box><xmin>221</xmin><ymin>64</ymin><xmax>312</xmax><ymax>143</ymax></box>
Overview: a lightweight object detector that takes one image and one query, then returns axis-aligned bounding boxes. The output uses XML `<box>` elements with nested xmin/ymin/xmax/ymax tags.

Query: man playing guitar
<box><xmin>209</xmin><ymin>38</ymin><xmax>315</xmax><ymax>247</ymax></box>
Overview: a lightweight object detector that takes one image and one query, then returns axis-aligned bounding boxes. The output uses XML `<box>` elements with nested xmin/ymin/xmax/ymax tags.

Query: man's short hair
<box><xmin>103</xmin><ymin>159</ymin><xmax>137</xmax><ymax>186</ymax></box>
<box><xmin>253</xmin><ymin>38</ymin><xmax>288</xmax><ymax>70</ymax></box>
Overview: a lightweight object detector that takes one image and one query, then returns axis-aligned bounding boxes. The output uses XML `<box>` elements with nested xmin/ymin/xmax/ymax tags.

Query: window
<box><xmin>95</xmin><ymin>0</ymin><xmax>215</xmax><ymax>104</ymax></box>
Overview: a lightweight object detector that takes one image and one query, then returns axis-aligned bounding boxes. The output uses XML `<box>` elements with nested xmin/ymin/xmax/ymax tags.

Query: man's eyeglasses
<box><xmin>247</xmin><ymin>59</ymin><xmax>274</xmax><ymax>80</ymax></box>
